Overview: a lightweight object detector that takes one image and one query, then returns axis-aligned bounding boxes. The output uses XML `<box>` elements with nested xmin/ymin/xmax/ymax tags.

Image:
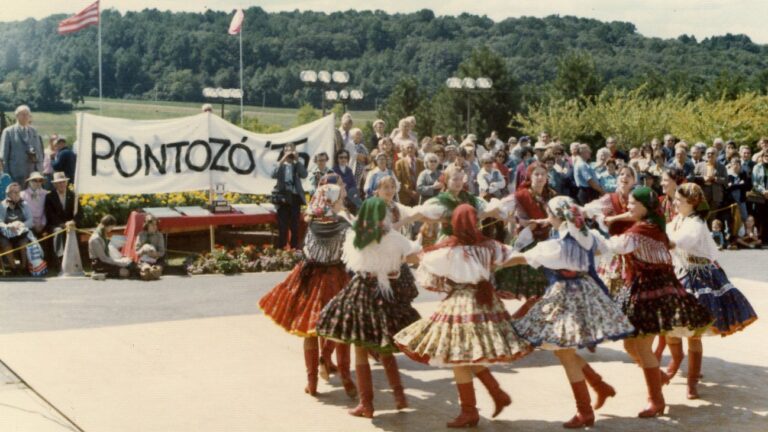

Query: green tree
<box><xmin>553</xmin><ymin>50</ymin><xmax>603</xmax><ymax>102</ymax></box>
<box><xmin>377</xmin><ymin>77</ymin><xmax>426</xmax><ymax>135</ymax></box>
<box><xmin>432</xmin><ymin>46</ymin><xmax>521</xmax><ymax>138</ymax></box>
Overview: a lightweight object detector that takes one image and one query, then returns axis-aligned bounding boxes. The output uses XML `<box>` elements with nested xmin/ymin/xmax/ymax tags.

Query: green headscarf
<box><xmin>631</xmin><ymin>186</ymin><xmax>666</xmax><ymax>231</ymax></box>
<box><xmin>352</xmin><ymin>197</ymin><xmax>388</xmax><ymax>249</ymax></box>
<box><xmin>435</xmin><ymin>191</ymin><xmax>479</xmax><ymax>235</ymax></box>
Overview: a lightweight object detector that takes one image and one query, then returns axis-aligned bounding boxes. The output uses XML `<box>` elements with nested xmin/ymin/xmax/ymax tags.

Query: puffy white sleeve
<box><xmin>603</xmin><ymin>233</ymin><xmax>637</xmax><ymax>255</ymax></box>
<box><xmin>667</xmin><ymin>217</ymin><xmax>702</xmax><ymax>251</ymax></box>
<box><xmin>392</xmin><ymin>230</ymin><xmax>422</xmax><ymax>256</ymax></box>
<box><xmin>415</xmin><ymin>198</ymin><xmax>446</xmax><ymax>221</ymax></box>
<box><xmin>583</xmin><ymin>194</ymin><xmax>612</xmax><ymax>218</ymax></box>
<box><xmin>395</xmin><ymin>202</ymin><xmax>416</xmax><ymax>220</ymax></box>
<box><xmin>523</xmin><ymin>239</ymin><xmax>563</xmax><ymax>269</ymax></box>
<box><xmin>486</xmin><ymin>195</ymin><xmax>516</xmax><ymax>220</ymax></box>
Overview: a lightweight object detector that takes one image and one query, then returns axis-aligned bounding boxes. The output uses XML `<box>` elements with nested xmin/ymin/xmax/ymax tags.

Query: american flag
<box><xmin>58</xmin><ymin>1</ymin><xmax>100</xmax><ymax>35</ymax></box>
<box><xmin>228</xmin><ymin>9</ymin><xmax>244</xmax><ymax>35</ymax></box>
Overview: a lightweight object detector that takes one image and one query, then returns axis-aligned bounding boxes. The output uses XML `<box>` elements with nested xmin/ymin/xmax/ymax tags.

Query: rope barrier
<box><xmin>0</xmin><ymin>229</ymin><xmax>64</xmax><ymax>258</ymax></box>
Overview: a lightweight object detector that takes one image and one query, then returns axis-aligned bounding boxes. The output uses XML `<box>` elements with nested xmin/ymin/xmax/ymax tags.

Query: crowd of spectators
<box><xmin>0</xmin><ymin>105</ymin><xmax>78</xmax><ymax>274</ymax></box>
<box><xmin>322</xmin><ymin>114</ymin><xmax>768</xmax><ymax>250</ymax></box>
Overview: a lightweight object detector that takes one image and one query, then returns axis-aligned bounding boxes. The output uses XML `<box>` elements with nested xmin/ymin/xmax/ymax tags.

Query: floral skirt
<box><xmin>620</xmin><ymin>266</ymin><xmax>713</xmax><ymax>337</ymax></box>
<box><xmin>258</xmin><ymin>261</ymin><xmax>350</xmax><ymax>337</ymax></box>
<box><xmin>394</xmin><ymin>286</ymin><xmax>531</xmax><ymax>366</ymax></box>
<box><xmin>513</xmin><ymin>275</ymin><xmax>636</xmax><ymax>349</ymax></box>
<box><xmin>316</xmin><ymin>272</ymin><xmax>420</xmax><ymax>354</ymax></box>
<box><xmin>681</xmin><ymin>263</ymin><xmax>757</xmax><ymax>336</ymax></box>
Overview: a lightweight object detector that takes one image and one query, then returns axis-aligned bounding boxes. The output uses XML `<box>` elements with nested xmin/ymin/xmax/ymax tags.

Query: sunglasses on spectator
<box><xmin>338</xmin><ymin>156</ymin><xmax>349</xmax><ymax>160</ymax></box>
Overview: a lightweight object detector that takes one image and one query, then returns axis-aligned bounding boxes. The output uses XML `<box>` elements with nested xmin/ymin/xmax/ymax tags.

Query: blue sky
<box><xmin>3</xmin><ymin>1</ymin><xmax>768</xmax><ymax>44</ymax></box>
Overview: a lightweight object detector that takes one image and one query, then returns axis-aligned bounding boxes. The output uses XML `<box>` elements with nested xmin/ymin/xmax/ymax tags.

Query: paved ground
<box><xmin>0</xmin><ymin>250</ymin><xmax>765</xmax><ymax>431</ymax></box>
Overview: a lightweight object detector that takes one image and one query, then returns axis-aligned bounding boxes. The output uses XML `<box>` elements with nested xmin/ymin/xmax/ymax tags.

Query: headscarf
<box><xmin>306</xmin><ymin>184</ymin><xmax>342</xmax><ymax>218</ymax></box>
<box><xmin>547</xmin><ymin>196</ymin><xmax>593</xmax><ymax>250</ymax></box>
<box><xmin>352</xmin><ymin>197</ymin><xmax>388</xmax><ymax>250</ymax></box>
<box><xmin>631</xmin><ymin>186</ymin><xmax>666</xmax><ymax>232</ymax></box>
<box><xmin>425</xmin><ymin>204</ymin><xmax>496</xmax><ymax>306</ymax></box>
<box><xmin>676</xmin><ymin>183</ymin><xmax>710</xmax><ymax>220</ymax></box>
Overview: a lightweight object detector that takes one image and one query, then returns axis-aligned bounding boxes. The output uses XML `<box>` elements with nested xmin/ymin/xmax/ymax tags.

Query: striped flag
<box><xmin>58</xmin><ymin>1</ymin><xmax>100</xmax><ymax>35</ymax></box>
<box><xmin>228</xmin><ymin>9</ymin><xmax>244</xmax><ymax>35</ymax></box>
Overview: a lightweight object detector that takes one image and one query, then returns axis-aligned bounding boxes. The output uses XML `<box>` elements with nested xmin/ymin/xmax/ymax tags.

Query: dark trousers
<box><xmin>577</xmin><ymin>187</ymin><xmax>600</xmax><ymax>205</ymax></box>
<box><xmin>754</xmin><ymin>201</ymin><xmax>768</xmax><ymax>243</ymax></box>
<box><xmin>276</xmin><ymin>199</ymin><xmax>302</xmax><ymax>249</ymax></box>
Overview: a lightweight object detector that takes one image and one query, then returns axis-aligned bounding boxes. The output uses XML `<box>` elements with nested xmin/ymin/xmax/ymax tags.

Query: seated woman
<box><xmin>735</xmin><ymin>215</ymin><xmax>762</xmax><ymax>249</ymax></box>
<box><xmin>135</xmin><ymin>214</ymin><xmax>166</xmax><ymax>279</ymax></box>
<box><xmin>89</xmin><ymin>214</ymin><xmax>137</xmax><ymax>278</ymax></box>
<box><xmin>0</xmin><ymin>182</ymin><xmax>38</xmax><ymax>274</ymax></box>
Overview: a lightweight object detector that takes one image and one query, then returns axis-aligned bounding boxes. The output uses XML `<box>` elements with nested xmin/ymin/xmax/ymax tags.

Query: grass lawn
<box><xmin>30</xmin><ymin>98</ymin><xmax>377</xmax><ymax>140</ymax></box>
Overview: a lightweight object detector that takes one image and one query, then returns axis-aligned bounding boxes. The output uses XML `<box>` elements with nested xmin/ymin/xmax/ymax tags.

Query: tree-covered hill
<box><xmin>1</xmin><ymin>8</ymin><xmax>767</xmax><ymax>112</ymax></box>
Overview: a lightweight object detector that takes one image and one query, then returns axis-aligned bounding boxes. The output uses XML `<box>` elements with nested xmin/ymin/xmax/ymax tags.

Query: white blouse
<box><xmin>667</xmin><ymin>215</ymin><xmax>720</xmax><ymax>263</ymax></box>
<box><xmin>416</xmin><ymin>195</ymin><xmax>489</xmax><ymax>220</ymax></box>
<box><xmin>600</xmin><ymin>229</ymin><xmax>672</xmax><ymax>265</ymax></box>
<box><xmin>525</xmin><ymin>229</ymin><xmax>603</xmax><ymax>271</ymax></box>
<box><xmin>417</xmin><ymin>241</ymin><xmax>514</xmax><ymax>286</ymax></box>
<box><xmin>343</xmin><ymin>229</ymin><xmax>420</xmax><ymax>274</ymax></box>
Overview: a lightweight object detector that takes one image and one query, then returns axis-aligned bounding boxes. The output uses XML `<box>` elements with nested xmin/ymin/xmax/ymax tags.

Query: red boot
<box><xmin>319</xmin><ymin>339</ymin><xmax>337</xmax><ymax>381</ymax></box>
<box><xmin>687</xmin><ymin>351</ymin><xmax>703</xmax><ymax>400</ymax></box>
<box><xmin>653</xmin><ymin>336</ymin><xmax>667</xmax><ymax>362</ymax></box>
<box><xmin>381</xmin><ymin>354</ymin><xmax>407</xmax><ymax>409</ymax></box>
<box><xmin>348</xmin><ymin>363</ymin><xmax>374</xmax><ymax>418</ymax></box>
<box><xmin>582</xmin><ymin>364</ymin><xmax>615</xmax><ymax>410</ymax></box>
<box><xmin>304</xmin><ymin>347</ymin><xmax>319</xmax><ymax>396</ymax></box>
<box><xmin>662</xmin><ymin>342</ymin><xmax>684</xmax><ymax>384</ymax></box>
<box><xmin>563</xmin><ymin>381</ymin><xmax>595</xmax><ymax>428</ymax></box>
<box><xmin>638</xmin><ymin>367</ymin><xmax>666</xmax><ymax>418</ymax></box>
<box><xmin>475</xmin><ymin>368</ymin><xmax>512</xmax><ymax>418</ymax></box>
<box><xmin>447</xmin><ymin>382</ymin><xmax>480</xmax><ymax>428</ymax></box>
<box><xmin>511</xmin><ymin>297</ymin><xmax>539</xmax><ymax>319</ymax></box>
<box><xmin>335</xmin><ymin>344</ymin><xmax>357</xmax><ymax>399</ymax></box>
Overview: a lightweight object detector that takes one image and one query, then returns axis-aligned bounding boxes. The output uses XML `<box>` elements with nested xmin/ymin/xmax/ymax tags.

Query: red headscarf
<box><xmin>425</xmin><ymin>204</ymin><xmax>496</xmax><ymax>305</ymax></box>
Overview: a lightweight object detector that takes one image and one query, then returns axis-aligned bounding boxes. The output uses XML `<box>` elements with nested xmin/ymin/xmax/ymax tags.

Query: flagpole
<box><xmin>98</xmin><ymin>0</ymin><xmax>102</xmax><ymax>114</ymax></box>
<box><xmin>239</xmin><ymin>23</ymin><xmax>244</xmax><ymax>127</ymax></box>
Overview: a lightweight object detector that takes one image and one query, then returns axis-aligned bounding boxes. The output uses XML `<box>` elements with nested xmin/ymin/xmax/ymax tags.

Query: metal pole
<box><xmin>321</xmin><ymin>85</ymin><xmax>326</xmax><ymax>116</ymax></box>
<box><xmin>98</xmin><ymin>1</ymin><xmax>102</xmax><ymax>114</ymax></box>
<box><xmin>239</xmin><ymin>27</ymin><xmax>244</xmax><ymax>127</ymax></box>
<box><xmin>466</xmin><ymin>93</ymin><xmax>471</xmax><ymax>135</ymax></box>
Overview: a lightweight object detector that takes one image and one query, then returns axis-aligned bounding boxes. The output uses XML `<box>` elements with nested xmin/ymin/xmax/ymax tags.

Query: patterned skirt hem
<box><xmin>523</xmin><ymin>330</ymin><xmax>637</xmax><ymax>350</ymax></box>
<box><xmin>257</xmin><ymin>303</ymin><xmax>318</xmax><ymax>338</ymax></box>
<box><xmin>710</xmin><ymin>316</ymin><xmax>758</xmax><ymax>337</ymax></box>
<box><xmin>394</xmin><ymin>342</ymin><xmax>530</xmax><ymax>367</ymax></box>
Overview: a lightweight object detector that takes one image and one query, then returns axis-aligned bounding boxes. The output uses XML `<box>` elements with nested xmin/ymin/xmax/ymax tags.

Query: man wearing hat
<box><xmin>44</xmin><ymin>172</ymin><xmax>78</xmax><ymax>270</ymax></box>
<box><xmin>533</xmin><ymin>140</ymin><xmax>549</xmax><ymax>162</ymax></box>
<box><xmin>21</xmin><ymin>172</ymin><xmax>48</xmax><ymax>237</ymax></box>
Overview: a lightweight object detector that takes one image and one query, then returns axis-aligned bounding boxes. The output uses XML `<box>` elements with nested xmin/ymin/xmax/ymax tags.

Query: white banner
<box><xmin>74</xmin><ymin>113</ymin><xmax>336</xmax><ymax>195</ymax></box>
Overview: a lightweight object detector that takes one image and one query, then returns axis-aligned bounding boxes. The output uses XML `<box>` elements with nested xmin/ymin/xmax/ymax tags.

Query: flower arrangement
<box><xmin>78</xmin><ymin>191</ymin><xmax>268</xmax><ymax>227</ymax></box>
<box><xmin>186</xmin><ymin>243</ymin><xmax>303</xmax><ymax>275</ymax></box>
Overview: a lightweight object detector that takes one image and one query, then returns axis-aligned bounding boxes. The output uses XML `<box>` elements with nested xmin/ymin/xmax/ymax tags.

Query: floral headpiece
<box><xmin>547</xmin><ymin>195</ymin><xmax>593</xmax><ymax>249</ymax></box>
<box><xmin>307</xmin><ymin>184</ymin><xmax>342</xmax><ymax>218</ymax></box>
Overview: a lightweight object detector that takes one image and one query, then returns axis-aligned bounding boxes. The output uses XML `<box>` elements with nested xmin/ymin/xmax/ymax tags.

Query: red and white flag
<box><xmin>58</xmin><ymin>1</ymin><xmax>100</xmax><ymax>35</ymax></box>
<box><xmin>228</xmin><ymin>9</ymin><xmax>244</xmax><ymax>35</ymax></box>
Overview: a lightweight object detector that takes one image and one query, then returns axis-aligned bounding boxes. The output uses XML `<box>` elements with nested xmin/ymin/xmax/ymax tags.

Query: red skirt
<box><xmin>258</xmin><ymin>261</ymin><xmax>350</xmax><ymax>337</ymax></box>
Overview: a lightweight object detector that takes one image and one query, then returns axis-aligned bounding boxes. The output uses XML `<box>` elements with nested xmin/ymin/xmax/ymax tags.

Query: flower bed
<box><xmin>78</xmin><ymin>191</ymin><xmax>268</xmax><ymax>227</ymax></box>
<box><xmin>186</xmin><ymin>244</ymin><xmax>303</xmax><ymax>275</ymax></box>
